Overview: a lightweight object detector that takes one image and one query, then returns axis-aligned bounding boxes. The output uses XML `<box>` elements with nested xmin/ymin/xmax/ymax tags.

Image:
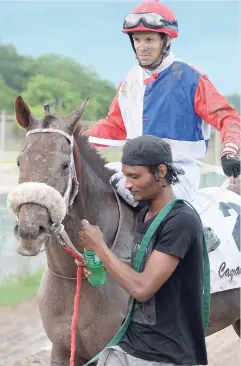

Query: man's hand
<box><xmin>79</xmin><ymin>219</ymin><xmax>106</xmax><ymax>253</ymax></box>
<box><xmin>221</xmin><ymin>154</ymin><xmax>241</xmax><ymax>178</ymax></box>
<box><xmin>74</xmin><ymin>258</ymin><xmax>92</xmax><ymax>278</ymax></box>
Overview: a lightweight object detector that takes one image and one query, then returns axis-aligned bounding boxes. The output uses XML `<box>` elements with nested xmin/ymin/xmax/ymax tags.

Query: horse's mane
<box><xmin>42</xmin><ymin>115</ymin><xmax>57</xmax><ymax>128</ymax></box>
<box><xmin>74</xmin><ymin>134</ymin><xmax>114</xmax><ymax>185</ymax></box>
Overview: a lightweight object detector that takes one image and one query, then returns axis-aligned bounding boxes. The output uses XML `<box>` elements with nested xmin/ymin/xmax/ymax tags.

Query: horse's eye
<box><xmin>62</xmin><ymin>162</ymin><xmax>70</xmax><ymax>170</ymax></box>
<box><xmin>16</xmin><ymin>159</ymin><xmax>19</xmax><ymax>167</ymax></box>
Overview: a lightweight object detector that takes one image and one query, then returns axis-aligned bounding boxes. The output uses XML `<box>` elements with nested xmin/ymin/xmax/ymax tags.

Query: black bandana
<box><xmin>122</xmin><ymin>135</ymin><xmax>184</xmax><ymax>175</ymax></box>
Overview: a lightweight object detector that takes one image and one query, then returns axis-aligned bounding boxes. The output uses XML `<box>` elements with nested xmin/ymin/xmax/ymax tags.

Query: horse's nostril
<box><xmin>14</xmin><ymin>223</ymin><xmax>19</xmax><ymax>237</ymax></box>
<box><xmin>39</xmin><ymin>225</ymin><xmax>47</xmax><ymax>235</ymax></box>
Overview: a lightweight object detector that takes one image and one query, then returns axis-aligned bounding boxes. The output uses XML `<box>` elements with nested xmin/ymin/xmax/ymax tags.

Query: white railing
<box><xmin>0</xmin><ymin>111</ymin><xmax>96</xmax><ymax>156</ymax></box>
<box><xmin>0</xmin><ymin>110</ymin><xmax>222</xmax><ymax>169</ymax></box>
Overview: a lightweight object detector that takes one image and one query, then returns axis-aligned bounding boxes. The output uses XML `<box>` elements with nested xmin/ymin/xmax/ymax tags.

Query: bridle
<box><xmin>25</xmin><ymin>128</ymin><xmax>123</xmax><ymax>279</ymax></box>
<box><xmin>26</xmin><ymin>128</ymin><xmax>79</xmax><ymax>211</ymax></box>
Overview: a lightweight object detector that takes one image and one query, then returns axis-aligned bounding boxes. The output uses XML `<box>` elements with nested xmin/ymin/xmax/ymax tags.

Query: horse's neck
<box><xmin>82</xmin><ymin>164</ymin><xmax>121</xmax><ymax>244</ymax></box>
<box><xmin>45</xmin><ymin>162</ymin><xmax>120</xmax><ymax>277</ymax></box>
<box><xmin>81</xmin><ymin>165</ymin><xmax>136</xmax><ymax>262</ymax></box>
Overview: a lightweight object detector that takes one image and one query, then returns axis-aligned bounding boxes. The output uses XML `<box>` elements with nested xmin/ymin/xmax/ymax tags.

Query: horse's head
<box><xmin>8</xmin><ymin>96</ymin><xmax>88</xmax><ymax>256</ymax></box>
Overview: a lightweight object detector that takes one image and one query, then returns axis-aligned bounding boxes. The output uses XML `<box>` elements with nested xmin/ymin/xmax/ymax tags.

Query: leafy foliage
<box><xmin>0</xmin><ymin>42</ymin><xmax>240</xmax><ymax>122</ymax></box>
<box><xmin>226</xmin><ymin>93</ymin><xmax>240</xmax><ymax>113</ymax></box>
<box><xmin>0</xmin><ymin>43</ymin><xmax>116</xmax><ymax>120</ymax></box>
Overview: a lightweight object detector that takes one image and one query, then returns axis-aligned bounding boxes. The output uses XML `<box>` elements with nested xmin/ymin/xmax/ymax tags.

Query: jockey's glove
<box><xmin>221</xmin><ymin>153</ymin><xmax>241</xmax><ymax>178</ymax></box>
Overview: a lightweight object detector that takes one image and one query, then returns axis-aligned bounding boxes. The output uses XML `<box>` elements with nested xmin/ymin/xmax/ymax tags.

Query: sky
<box><xmin>0</xmin><ymin>1</ymin><xmax>240</xmax><ymax>94</ymax></box>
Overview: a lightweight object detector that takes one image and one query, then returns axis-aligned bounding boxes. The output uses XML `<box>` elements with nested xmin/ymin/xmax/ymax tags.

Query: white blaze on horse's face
<box><xmin>10</xmin><ymin>96</ymin><xmax>88</xmax><ymax>256</ymax></box>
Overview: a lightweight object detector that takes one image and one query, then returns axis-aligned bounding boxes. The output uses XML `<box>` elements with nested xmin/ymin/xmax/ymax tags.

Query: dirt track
<box><xmin>0</xmin><ymin>298</ymin><xmax>51</xmax><ymax>366</ymax></box>
<box><xmin>0</xmin><ymin>297</ymin><xmax>239</xmax><ymax>366</ymax></box>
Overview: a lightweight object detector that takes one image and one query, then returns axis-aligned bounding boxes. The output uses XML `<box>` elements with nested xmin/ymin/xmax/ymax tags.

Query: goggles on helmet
<box><xmin>123</xmin><ymin>12</ymin><xmax>178</xmax><ymax>30</ymax></box>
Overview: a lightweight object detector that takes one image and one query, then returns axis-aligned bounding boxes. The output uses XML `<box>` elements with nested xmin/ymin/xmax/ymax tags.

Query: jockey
<box><xmin>85</xmin><ymin>0</ymin><xmax>241</xmax><ymax>204</ymax></box>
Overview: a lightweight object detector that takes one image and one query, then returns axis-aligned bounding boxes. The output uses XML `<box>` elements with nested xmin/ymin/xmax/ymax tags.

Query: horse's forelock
<box><xmin>42</xmin><ymin>115</ymin><xmax>57</xmax><ymax>128</ymax></box>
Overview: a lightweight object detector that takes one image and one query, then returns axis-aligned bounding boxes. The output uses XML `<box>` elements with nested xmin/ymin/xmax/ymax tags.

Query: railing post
<box><xmin>0</xmin><ymin>110</ymin><xmax>6</xmax><ymax>155</ymax></box>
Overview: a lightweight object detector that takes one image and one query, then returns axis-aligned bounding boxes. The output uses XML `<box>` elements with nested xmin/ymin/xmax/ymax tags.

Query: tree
<box><xmin>226</xmin><ymin>93</ymin><xmax>240</xmax><ymax>112</ymax></box>
<box><xmin>26</xmin><ymin>54</ymin><xmax>116</xmax><ymax>118</ymax></box>
<box><xmin>22</xmin><ymin>74</ymin><xmax>81</xmax><ymax>112</ymax></box>
<box><xmin>22</xmin><ymin>74</ymin><xmax>107</xmax><ymax>120</ymax></box>
<box><xmin>0</xmin><ymin>43</ymin><xmax>116</xmax><ymax>119</ymax></box>
<box><xmin>0</xmin><ymin>75</ymin><xmax>17</xmax><ymax>112</ymax></box>
<box><xmin>0</xmin><ymin>43</ymin><xmax>35</xmax><ymax>92</ymax></box>
<box><xmin>3</xmin><ymin>41</ymin><xmax>239</xmax><ymax>123</ymax></box>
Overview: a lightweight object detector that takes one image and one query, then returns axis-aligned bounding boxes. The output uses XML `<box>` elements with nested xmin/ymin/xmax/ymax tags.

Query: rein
<box><xmin>48</xmin><ymin>186</ymin><xmax>123</xmax><ymax>280</ymax></box>
<box><xmin>26</xmin><ymin>128</ymin><xmax>123</xmax><ymax>277</ymax></box>
<box><xmin>26</xmin><ymin>128</ymin><xmax>79</xmax><ymax>210</ymax></box>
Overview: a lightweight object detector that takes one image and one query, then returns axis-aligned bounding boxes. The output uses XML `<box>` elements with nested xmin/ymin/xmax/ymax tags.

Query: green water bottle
<box><xmin>84</xmin><ymin>249</ymin><xmax>106</xmax><ymax>286</ymax></box>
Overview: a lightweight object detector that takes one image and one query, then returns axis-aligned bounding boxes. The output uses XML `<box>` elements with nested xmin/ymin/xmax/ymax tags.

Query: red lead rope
<box><xmin>63</xmin><ymin>246</ymin><xmax>83</xmax><ymax>366</ymax></box>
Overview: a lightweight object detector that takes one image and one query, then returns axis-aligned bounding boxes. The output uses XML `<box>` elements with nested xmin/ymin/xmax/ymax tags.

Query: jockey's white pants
<box><xmin>105</xmin><ymin>160</ymin><xmax>200</xmax><ymax>203</ymax></box>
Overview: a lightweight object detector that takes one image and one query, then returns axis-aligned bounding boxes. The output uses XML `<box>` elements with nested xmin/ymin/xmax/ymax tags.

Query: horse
<box><xmin>8</xmin><ymin>96</ymin><xmax>240</xmax><ymax>365</ymax></box>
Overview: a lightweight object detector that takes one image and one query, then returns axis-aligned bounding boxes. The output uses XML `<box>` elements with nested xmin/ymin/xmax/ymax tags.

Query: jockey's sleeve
<box><xmin>84</xmin><ymin>83</ymin><xmax>126</xmax><ymax>146</ymax></box>
<box><xmin>194</xmin><ymin>74</ymin><xmax>241</xmax><ymax>155</ymax></box>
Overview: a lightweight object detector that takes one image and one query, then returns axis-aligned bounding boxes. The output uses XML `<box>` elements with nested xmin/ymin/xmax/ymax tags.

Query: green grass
<box><xmin>0</xmin><ymin>158</ymin><xmax>16</xmax><ymax>164</ymax></box>
<box><xmin>0</xmin><ymin>267</ymin><xmax>44</xmax><ymax>307</ymax></box>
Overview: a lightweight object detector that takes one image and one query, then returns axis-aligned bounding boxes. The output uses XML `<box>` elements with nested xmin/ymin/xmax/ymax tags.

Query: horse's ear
<box><xmin>15</xmin><ymin>96</ymin><xmax>32</xmax><ymax>129</ymax></box>
<box><xmin>73</xmin><ymin>120</ymin><xmax>85</xmax><ymax>136</ymax></box>
<box><xmin>66</xmin><ymin>97</ymin><xmax>89</xmax><ymax>133</ymax></box>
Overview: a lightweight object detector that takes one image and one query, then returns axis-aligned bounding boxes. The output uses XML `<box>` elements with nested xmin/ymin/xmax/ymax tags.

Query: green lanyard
<box><xmin>84</xmin><ymin>199</ymin><xmax>210</xmax><ymax>365</ymax></box>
